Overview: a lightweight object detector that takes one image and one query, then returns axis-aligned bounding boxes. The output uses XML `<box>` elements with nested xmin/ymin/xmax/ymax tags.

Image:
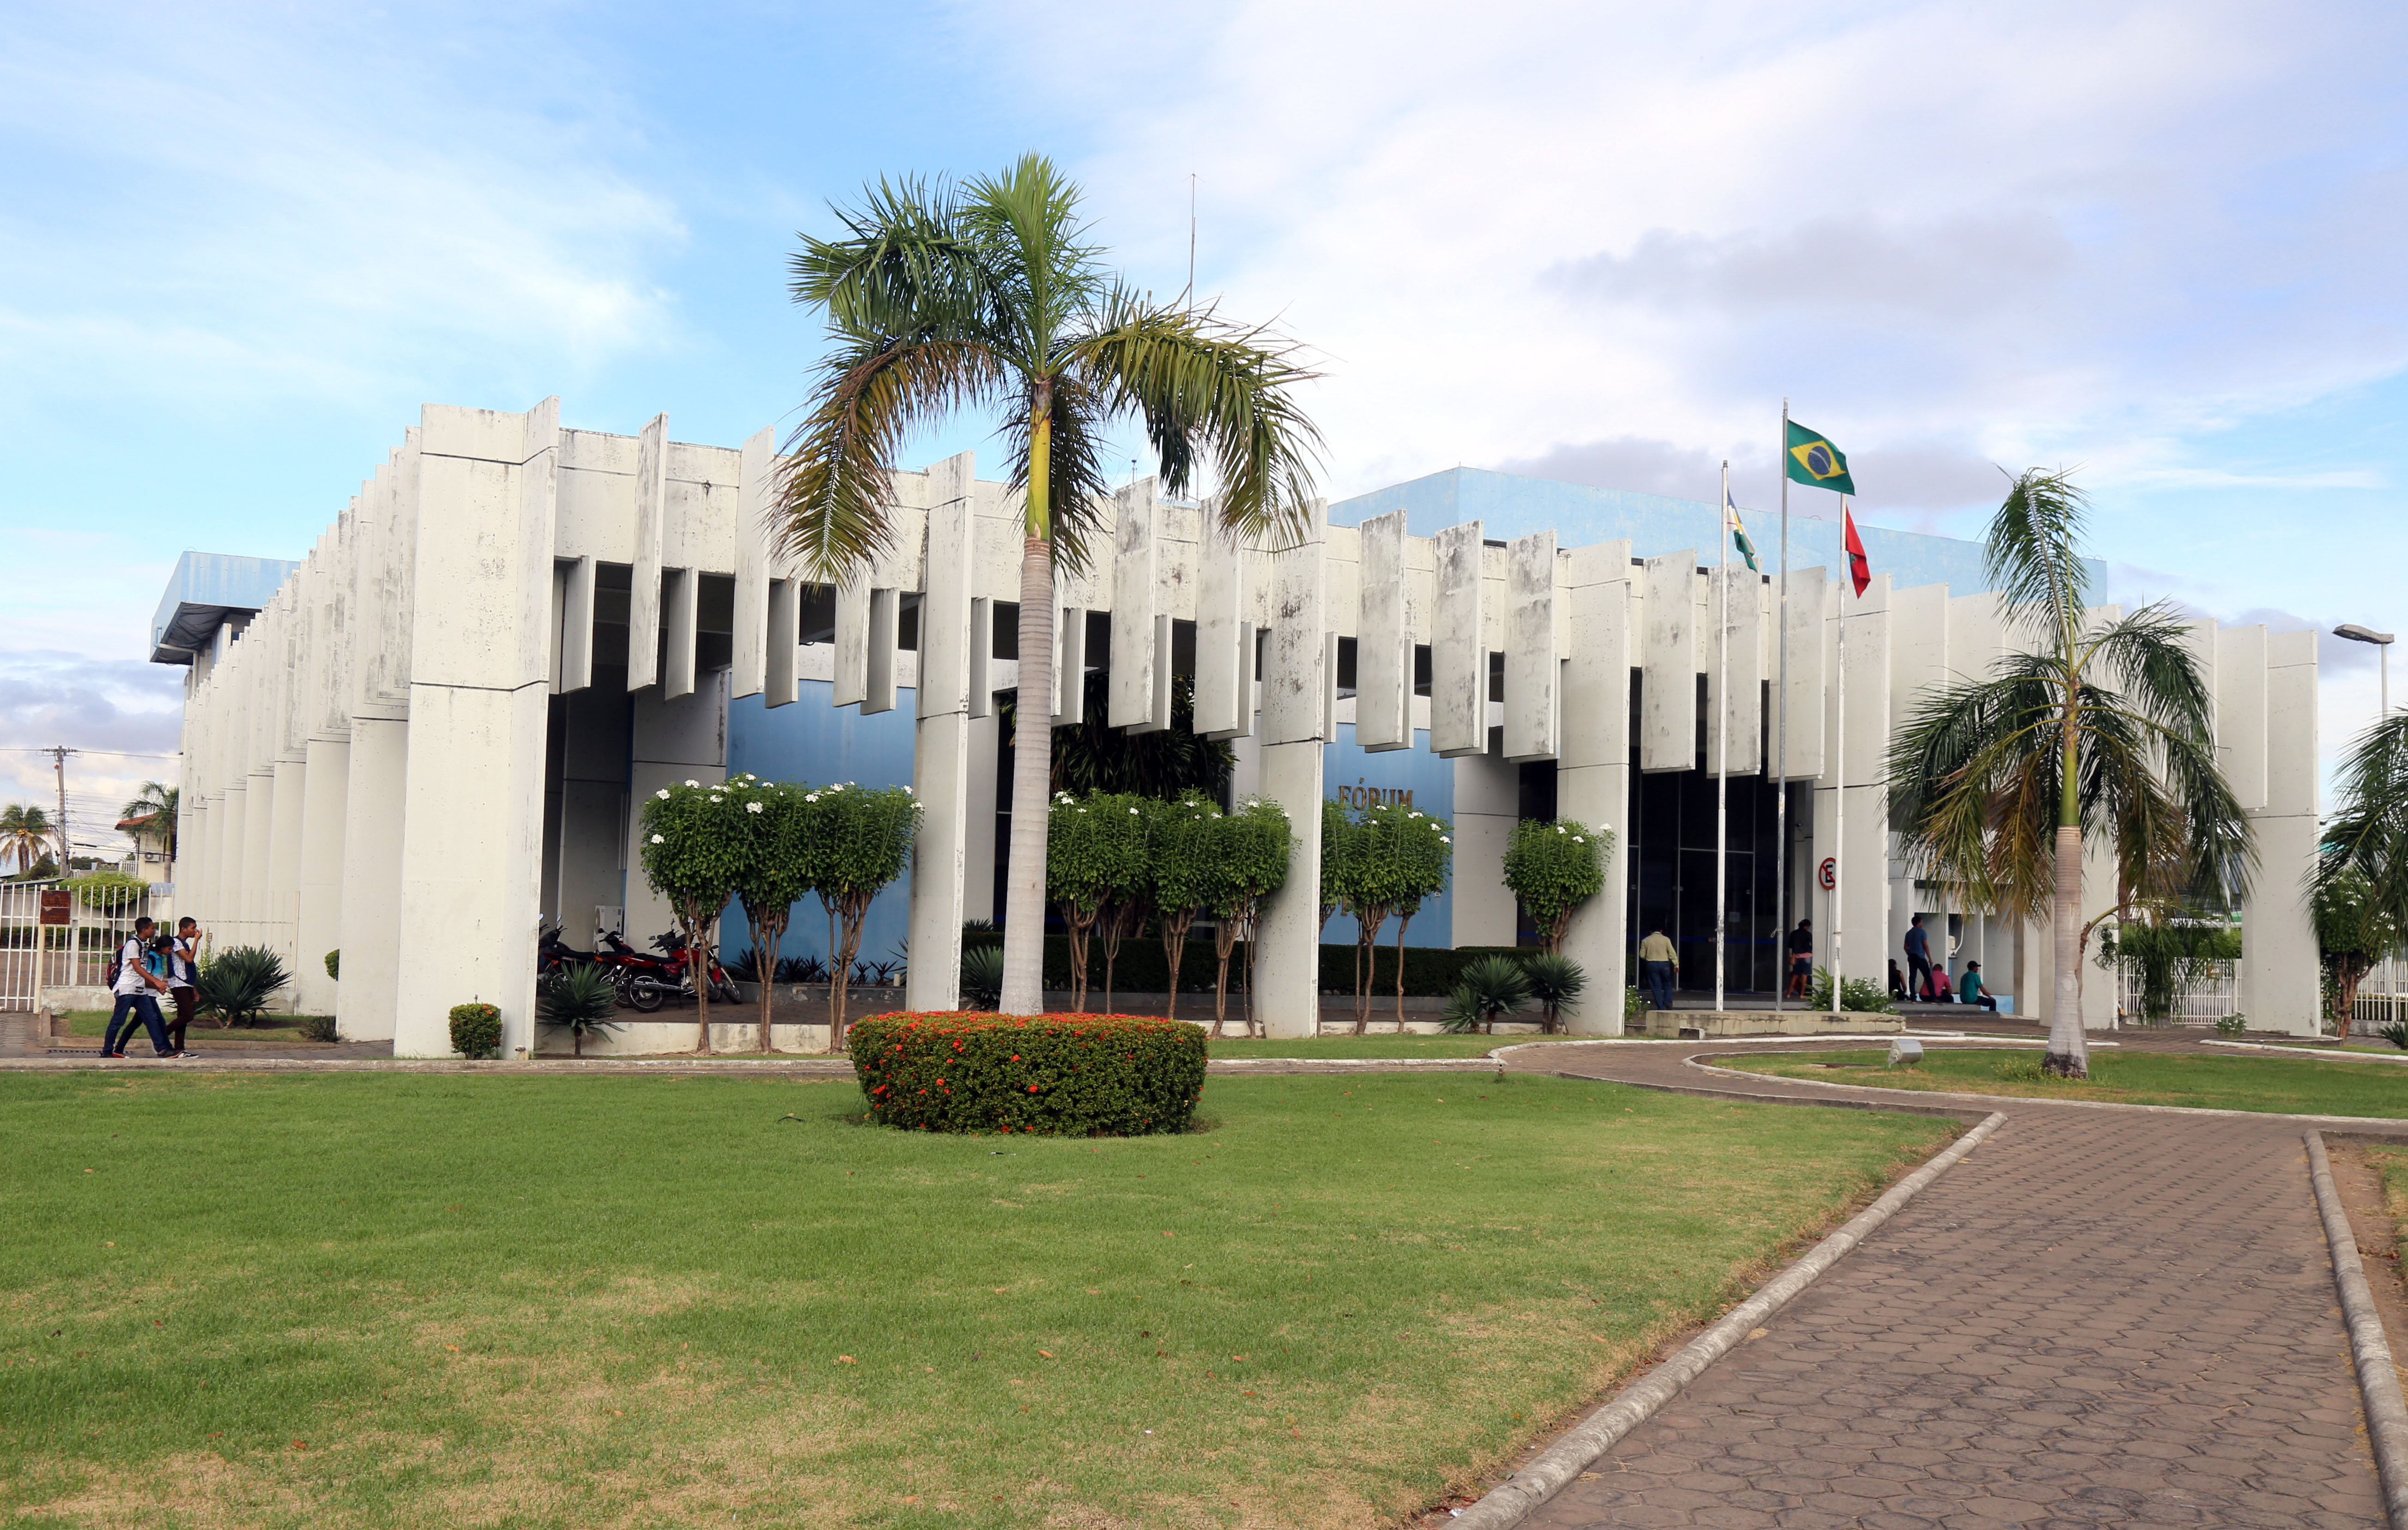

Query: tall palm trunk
<box><xmin>1000</xmin><ymin>400</ymin><xmax>1057</xmax><ymax>1015</ymax></box>
<box><xmin>2045</xmin><ymin>714</ymin><xmax>2089</xmax><ymax>1077</ymax></box>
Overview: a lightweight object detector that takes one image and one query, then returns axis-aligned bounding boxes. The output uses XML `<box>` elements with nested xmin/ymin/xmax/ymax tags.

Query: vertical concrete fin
<box><xmin>663</xmin><ymin>567</ymin><xmax>698</xmax><ymax>700</ymax></box>
<box><xmin>1196</xmin><ymin>504</ymin><xmax>1252</xmax><ymax>739</ymax></box>
<box><xmin>1263</xmin><ymin>501</ymin><xmax>1330</xmax><ymax>747</ymax></box>
<box><xmin>968</xmin><ymin>596</ymin><xmax>992</xmax><ymax>719</ymax></box>
<box><xmin>731</xmin><ymin>425</ymin><xmax>778</xmax><ymax>699</ymax></box>
<box><xmin>764</xmin><ymin>578</ymin><xmax>800</xmax><ymax>708</ymax></box>
<box><xmin>2216</xmin><ymin>624</ymin><xmax>2269</xmax><ymax>811</ymax></box>
<box><xmin>1053</xmin><ymin>605</ymin><xmax>1086</xmax><ymax>725</ymax></box>
<box><xmin>1111</xmin><ymin>479</ymin><xmax>1161</xmax><ymax>730</ymax></box>
<box><xmin>1640</xmin><ymin>551</ymin><xmax>1698</xmax><ymax>772</ymax></box>
<box><xmin>1357</xmin><ymin>509</ymin><xmax>1412</xmax><ymax>752</ymax></box>
<box><xmin>918</xmin><ymin>451</ymin><xmax>976</xmax><ymax>722</ymax></box>
<box><xmin>560</xmin><ymin>556</ymin><xmax>595</xmax><ymax>693</ymax></box>
<box><xmin>1431</xmin><ymin>521</ymin><xmax>1486</xmax><ymax>758</ymax></box>
<box><xmin>516</xmin><ymin>398</ymin><xmax>560</xmax><ymax>691</ymax></box>
<box><xmin>1779</xmin><ymin>565</ymin><xmax>1827</xmax><ymax>779</ymax></box>
<box><xmin>1504</xmin><ymin>530</ymin><xmax>1559</xmax><ymax>761</ymax></box>
<box><xmin>628</xmin><ymin>413</ymin><xmax>666</xmax><ymax>692</ymax></box>
<box><xmin>864</xmin><ymin>587</ymin><xmax>899</xmax><ymax>715</ymax></box>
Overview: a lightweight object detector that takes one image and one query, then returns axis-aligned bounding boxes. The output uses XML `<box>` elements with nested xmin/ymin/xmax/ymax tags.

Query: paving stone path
<box><xmin>1498</xmin><ymin>1038</ymin><xmax>2407</xmax><ymax>1530</ymax></box>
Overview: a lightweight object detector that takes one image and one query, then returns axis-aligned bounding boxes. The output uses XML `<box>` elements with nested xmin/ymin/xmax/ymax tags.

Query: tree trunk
<box><xmin>2335</xmin><ymin>956</ymin><xmax>2368</xmax><ymax>1039</ymax></box>
<box><xmin>1212</xmin><ymin>914</ymin><xmax>1241</xmax><ymax>1038</ymax></box>
<box><xmin>688</xmin><ymin>903</ymin><xmax>712</xmax><ymax>1056</ymax></box>
<box><xmin>1393</xmin><ymin>911</ymin><xmax>1411</xmax><ymax>1034</ymax></box>
<box><xmin>829</xmin><ymin>891</ymin><xmax>872</xmax><ymax>1051</ymax></box>
<box><xmin>1001</xmin><ymin>535</ymin><xmax>1057</xmax><ymax>1015</ymax></box>
<box><xmin>1161</xmin><ymin>912</ymin><xmax>1196</xmax><ymax>1017</ymax></box>
<box><xmin>2045</xmin><ymin>824</ymin><xmax>2089</xmax><ymax>1077</ymax></box>
<box><xmin>755</xmin><ymin>913</ymin><xmax>784</xmax><ymax>1053</ymax></box>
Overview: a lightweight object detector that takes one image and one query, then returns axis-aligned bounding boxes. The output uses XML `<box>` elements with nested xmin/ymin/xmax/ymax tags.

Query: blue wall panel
<box><xmin>721</xmin><ymin>679</ymin><xmax>919</xmax><ymax>975</ymax></box>
<box><xmin>1319</xmin><ymin>723</ymin><xmax>1461</xmax><ymax>949</ymax></box>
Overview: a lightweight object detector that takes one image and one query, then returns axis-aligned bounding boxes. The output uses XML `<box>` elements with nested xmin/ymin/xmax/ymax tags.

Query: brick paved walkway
<box><xmin>1497</xmin><ymin>1040</ymin><xmax>2407</xmax><ymax>1530</ymax></box>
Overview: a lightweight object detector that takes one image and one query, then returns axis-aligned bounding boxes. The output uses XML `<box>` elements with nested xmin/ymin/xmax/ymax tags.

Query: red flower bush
<box><xmin>847</xmin><ymin>1013</ymin><xmax>1207</xmax><ymax>1135</ymax></box>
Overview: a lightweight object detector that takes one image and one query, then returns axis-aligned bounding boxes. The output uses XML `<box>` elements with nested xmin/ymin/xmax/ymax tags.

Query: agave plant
<box><xmin>538</xmin><ymin>964</ymin><xmax>623</xmax><ymax>1057</ymax></box>
<box><xmin>1520</xmin><ymin>953</ymin><xmax>1587</xmax><ymax>1034</ymax></box>
<box><xmin>196</xmin><ymin>945</ymin><xmax>290</xmax><ymax>1027</ymax></box>
<box><xmin>1440</xmin><ymin>956</ymin><xmax>1532</xmax><ymax>1034</ymax></box>
<box><xmin>959</xmin><ymin>944</ymin><xmax>1006</xmax><ymax>1012</ymax></box>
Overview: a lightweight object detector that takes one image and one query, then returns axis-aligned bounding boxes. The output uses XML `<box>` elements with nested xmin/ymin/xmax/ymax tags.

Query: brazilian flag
<box><xmin>1785</xmin><ymin>419</ymin><xmax>1854</xmax><ymax>493</ymax></box>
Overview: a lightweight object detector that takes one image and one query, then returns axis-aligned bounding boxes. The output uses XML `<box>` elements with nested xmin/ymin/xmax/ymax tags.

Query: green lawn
<box><xmin>61</xmin><ymin>1010</ymin><xmax>330</xmax><ymax>1045</ymax></box>
<box><xmin>2369</xmin><ymin>1145</ymin><xmax>2408</xmax><ymax>1265</ymax></box>
<box><xmin>0</xmin><ymin>1071</ymin><xmax>1948</xmax><ymax>1529</ymax></box>
<box><xmin>1724</xmin><ymin>1046</ymin><xmax>2408</xmax><ymax>1117</ymax></box>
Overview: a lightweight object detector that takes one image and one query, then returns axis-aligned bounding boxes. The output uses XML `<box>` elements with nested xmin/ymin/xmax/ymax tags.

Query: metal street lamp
<box><xmin>2335</xmin><ymin>623</ymin><xmax>2395</xmax><ymax>720</ymax></box>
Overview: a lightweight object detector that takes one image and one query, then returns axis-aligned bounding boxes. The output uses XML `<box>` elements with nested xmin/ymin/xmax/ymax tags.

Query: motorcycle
<box><xmin>615</xmin><ymin>929</ymin><xmax>741</xmax><ymax>1012</ymax></box>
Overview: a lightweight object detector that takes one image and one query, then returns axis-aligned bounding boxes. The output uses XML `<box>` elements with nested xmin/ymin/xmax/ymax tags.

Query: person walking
<box><xmin>1904</xmin><ymin>914</ymin><xmax>1936</xmax><ymax>1002</ymax></box>
<box><xmin>1785</xmin><ymin>918</ymin><xmax>1814</xmax><ymax>1000</ymax></box>
<box><xmin>1958</xmin><ymin>960</ymin><xmax>1998</xmax><ymax>1012</ymax></box>
<box><xmin>163</xmin><ymin>917</ymin><xmax>201</xmax><ymax>1053</ymax></box>
<box><xmin>1637</xmin><ymin>926</ymin><xmax>1677</xmax><ymax>1011</ymax></box>
<box><xmin>103</xmin><ymin>917</ymin><xmax>182</xmax><ymax>1058</ymax></box>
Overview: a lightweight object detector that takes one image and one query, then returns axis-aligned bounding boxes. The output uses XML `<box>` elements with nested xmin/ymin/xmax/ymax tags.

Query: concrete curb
<box><xmin>2305</xmin><ymin>1131</ymin><xmax>2408</xmax><ymax>1529</ymax></box>
<box><xmin>1447</xmin><ymin>1110</ymin><xmax>2009</xmax><ymax>1530</ymax></box>
<box><xmin>2209</xmin><ymin>1039</ymin><xmax>2408</xmax><ymax>1066</ymax></box>
<box><xmin>1684</xmin><ymin>1055</ymin><xmax>2408</xmax><ymax>1127</ymax></box>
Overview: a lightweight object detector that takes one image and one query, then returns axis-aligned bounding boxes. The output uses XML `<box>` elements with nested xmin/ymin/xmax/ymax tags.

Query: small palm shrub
<box><xmin>1520</xmin><ymin>953</ymin><xmax>1586</xmax><ymax>1033</ymax></box>
<box><xmin>1440</xmin><ymin>956</ymin><xmax>1532</xmax><ymax>1033</ymax></box>
<box><xmin>959</xmin><ymin>945</ymin><xmax>1006</xmax><ymax>1011</ymax></box>
<box><xmin>300</xmin><ymin>1014</ymin><xmax>340</xmax><ymax>1043</ymax></box>
<box><xmin>722</xmin><ymin>949</ymin><xmax>765</xmax><ymax>983</ymax></box>
<box><xmin>538</xmin><ymin>964</ymin><xmax>623</xmax><ymax>1057</ymax></box>
<box><xmin>196</xmin><ymin>945</ymin><xmax>290</xmax><ymax>1027</ymax></box>
<box><xmin>777</xmin><ymin>954</ymin><xmax>829</xmax><ymax>984</ymax></box>
<box><xmin>448</xmin><ymin>1003</ymin><xmax>502</xmax><ymax>1060</ymax></box>
<box><xmin>2377</xmin><ymin>1019</ymin><xmax>2408</xmax><ymax>1051</ymax></box>
<box><xmin>2213</xmin><ymin>1014</ymin><xmax>2248</xmax><ymax>1038</ymax></box>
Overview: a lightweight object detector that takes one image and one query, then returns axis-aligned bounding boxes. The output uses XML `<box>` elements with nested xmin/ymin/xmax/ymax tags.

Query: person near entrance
<box><xmin>1637</xmin><ymin>927</ymin><xmax>1677</xmax><ymax>1010</ymax></box>
<box><xmin>1958</xmin><ymin>960</ymin><xmax>1997</xmax><ymax>1012</ymax></box>
<box><xmin>103</xmin><ymin>917</ymin><xmax>181</xmax><ymax>1059</ymax></box>
<box><xmin>164</xmin><ymin>917</ymin><xmax>201</xmax><ymax>1053</ymax></box>
<box><xmin>1904</xmin><ymin>914</ymin><xmax>1936</xmax><ymax>1002</ymax></box>
<box><xmin>1785</xmin><ymin>918</ymin><xmax>1814</xmax><ymax>999</ymax></box>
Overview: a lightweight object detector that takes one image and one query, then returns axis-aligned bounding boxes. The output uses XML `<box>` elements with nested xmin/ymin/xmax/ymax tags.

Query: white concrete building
<box><xmin>156</xmin><ymin>400</ymin><xmax>2323</xmax><ymax>1053</ymax></box>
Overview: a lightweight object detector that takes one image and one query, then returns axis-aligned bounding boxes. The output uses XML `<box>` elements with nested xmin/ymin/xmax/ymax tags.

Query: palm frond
<box><xmin>1985</xmin><ymin>468</ymin><xmax>2092</xmax><ymax>650</ymax></box>
<box><xmin>775</xmin><ymin>335</ymin><xmax>1005</xmax><ymax>584</ymax></box>
<box><xmin>789</xmin><ymin>175</ymin><xmax>996</xmax><ymax>337</ymax></box>
<box><xmin>1069</xmin><ymin>287</ymin><xmax>1324</xmax><ymax>547</ymax></box>
<box><xmin>957</xmin><ymin>154</ymin><xmax>1105</xmax><ymax>371</ymax></box>
<box><xmin>2317</xmin><ymin>710</ymin><xmax>2408</xmax><ymax>929</ymax></box>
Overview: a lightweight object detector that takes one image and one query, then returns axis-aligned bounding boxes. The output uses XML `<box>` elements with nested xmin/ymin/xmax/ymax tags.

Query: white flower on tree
<box><xmin>650</xmin><ymin>833</ymin><xmax>665</xmax><ymax>844</ymax></box>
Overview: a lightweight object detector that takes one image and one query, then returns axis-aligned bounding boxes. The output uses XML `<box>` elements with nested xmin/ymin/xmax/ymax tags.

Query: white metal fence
<box><xmin>2352</xmin><ymin>956</ymin><xmax>2408</xmax><ymax>1032</ymax></box>
<box><xmin>2115</xmin><ymin>961</ymin><xmax>2243</xmax><ymax>1027</ymax></box>
<box><xmin>0</xmin><ymin>879</ymin><xmax>154</xmax><ymax>1010</ymax></box>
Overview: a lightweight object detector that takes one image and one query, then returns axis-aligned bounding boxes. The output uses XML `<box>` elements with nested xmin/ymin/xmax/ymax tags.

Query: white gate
<box><xmin>0</xmin><ymin>879</ymin><xmax>154</xmax><ymax>1011</ymax></box>
<box><xmin>2116</xmin><ymin>961</ymin><xmax>2242</xmax><ymax>1026</ymax></box>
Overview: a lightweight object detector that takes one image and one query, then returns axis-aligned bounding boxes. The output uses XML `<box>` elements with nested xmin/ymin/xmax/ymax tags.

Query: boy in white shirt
<box><xmin>104</xmin><ymin>917</ymin><xmax>185</xmax><ymax>1058</ymax></box>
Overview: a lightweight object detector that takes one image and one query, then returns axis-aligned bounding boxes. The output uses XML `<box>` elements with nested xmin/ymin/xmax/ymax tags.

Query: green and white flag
<box><xmin>1724</xmin><ymin>482</ymin><xmax>1760</xmax><ymax>572</ymax></box>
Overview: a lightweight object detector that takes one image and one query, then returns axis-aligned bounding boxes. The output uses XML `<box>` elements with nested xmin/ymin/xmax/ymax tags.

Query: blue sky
<box><xmin>4</xmin><ymin>0</ymin><xmax>2405</xmax><ymax>836</ymax></box>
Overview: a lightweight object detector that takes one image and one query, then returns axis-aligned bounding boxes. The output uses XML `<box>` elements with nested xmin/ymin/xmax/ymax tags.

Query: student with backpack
<box><xmin>103</xmin><ymin>917</ymin><xmax>188</xmax><ymax>1059</ymax></box>
<box><xmin>163</xmin><ymin>917</ymin><xmax>201</xmax><ymax>1052</ymax></box>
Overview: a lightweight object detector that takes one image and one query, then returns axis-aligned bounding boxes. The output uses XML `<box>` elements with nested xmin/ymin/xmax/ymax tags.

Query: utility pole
<box><xmin>49</xmin><ymin>746</ymin><xmax>73</xmax><ymax>873</ymax></box>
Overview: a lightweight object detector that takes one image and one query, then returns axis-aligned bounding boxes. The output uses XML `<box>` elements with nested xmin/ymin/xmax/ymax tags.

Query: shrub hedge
<box><xmin>848</xmin><ymin>1012</ymin><xmax>1207</xmax><ymax>1135</ymax></box>
<box><xmin>448</xmin><ymin>1002</ymin><xmax>502</xmax><ymax>1059</ymax></box>
<box><xmin>960</xmin><ymin>934</ymin><xmax>1529</xmax><ymax>999</ymax></box>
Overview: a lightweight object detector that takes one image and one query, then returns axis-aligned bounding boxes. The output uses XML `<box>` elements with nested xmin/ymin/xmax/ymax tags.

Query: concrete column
<box><xmin>1503</xmin><ymin>531</ymin><xmax>1559</xmax><ymax>762</ymax></box>
<box><xmin>1559</xmin><ymin>542</ymin><xmax>1632</xmax><ymax>1031</ymax></box>
<box><xmin>2248</xmin><ymin>629</ymin><xmax>2320</xmax><ymax>1034</ymax></box>
<box><xmin>337</xmin><ymin>717</ymin><xmax>407</xmax><ymax>1041</ymax></box>
<box><xmin>391</xmin><ymin>400</ymin><xmax>558</xmax><ymax>1058</ymax></box>
<box><xmin>242</xmin><ymin>771</ymin><xmax>275</xmax><ymax>926</ymax></box>
<box><xmin>1814</xmin><ymin>575</ymin><xmax>1889</xmax><ymax>993</ymax></box>
<box><xmin>1451</xmin><ymin>751</ymin><xmax>1519</xmax><ymax>946</ymax></box>
<box><xmin>1640</xmin><ymin>552</ymin><xmax>1698</xmax><ymax>773</ymax></box>
<box><xmin>1430</xmin><ymin>521</ymin><xmax>1487</xmax><ymax>759</ymax></box>
<box><xmin>295</xmin><ymin>736</ymin><xmax>351</xmax><ymax>1014</ymax></box>
<box><xmin>198</xmin><ymin>794</ymin><xmax>228</xmax><ymax>926</ymax></box>
<box><xmin>906</xmin><ymin>452</ymin><xmax>974</xmax><ymax>1014</ymax></box>
<box><xmin>1253</xmin><ymin>499</ymin><xmax>1329</xmax><ymax>1039</ymax></box>
<box><xmin>269</xmin><ymin>758</ymin><xmax>307</xmax><ymax>904</ymax></box>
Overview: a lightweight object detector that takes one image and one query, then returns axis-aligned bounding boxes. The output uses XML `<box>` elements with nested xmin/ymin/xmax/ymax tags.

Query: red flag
<box><xmin>1841</xmin><ymin>500</ymin><xmax>1871</xmax><ymax>597</ymax></box>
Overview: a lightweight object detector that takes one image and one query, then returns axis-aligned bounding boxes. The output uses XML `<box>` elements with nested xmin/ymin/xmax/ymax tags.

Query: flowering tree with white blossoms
<box><xmin>799</xmin><ymin>783</ymin><xmax>921</xmax><ymax>1048</ymax></box>
<box><xmin>1345</xmin><ymin>801</ymin><xmax>1452</xmax><ymax>1033</ymax></box>
<box><xmin>638</xmin><ymin>780</ymin><xmax>752</xmax><ymax>1053</ymax></box>
<box><xmin>1046</xmin><ymin>790</ymin><xmax>1149</xmax><ymax>1013</ymax></box>
<box><xmin>1502</xmin><ymin>818</ymin><xmax>1611</xmax><ymax>956</ymax></box>
<box><xmin>726</xmin><ymin>777</ymin><xmax>811</xmax><ymax>1052</ymax></box>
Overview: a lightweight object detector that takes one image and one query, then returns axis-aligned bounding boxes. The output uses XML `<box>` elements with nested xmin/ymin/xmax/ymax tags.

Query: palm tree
<box><xmin>0</xmin><ymin>804</ymin><xmax>54</xmax><ymax>877</ymax></box>
<box><xmin>2311</xmin><ymin>712</ymin><xmax>2408</xmax><ymax>1036</ymax></box>
<box><xmin>776</xmin><ymin>155</ymin><xmax>1322</xmax><ymax>1015</ymax></box>
<box><xmin>121</xmin><ymin>781</ymin><xmax>178</xmax><ymax>862</ymax></box>
<box><xmin>1886</xmin><ymin>470</ymin><xmax>2252</xmax><ymax>1077</ymax></box>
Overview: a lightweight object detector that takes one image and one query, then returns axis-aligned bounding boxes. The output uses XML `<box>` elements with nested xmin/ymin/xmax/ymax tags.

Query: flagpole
<box><xmin>1832</xmin><ymin>498</ymin><xmax>1847</xmax><ymax>1019</ymax></box>
<box><xmin>1716</xmin><ymin>460</ymin><xmax>1730</xmax><ymax>1015</ymax></box>
<box><xmin>1775</xmin><ymin>401</ymin><xmax>1790</xmax><ymax>1011</ymax></box>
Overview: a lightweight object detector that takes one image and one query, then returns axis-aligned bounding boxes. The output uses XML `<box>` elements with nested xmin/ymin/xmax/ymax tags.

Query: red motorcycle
<box><xmin>609</xmin><ymin>929</ymin><xmax>740</xmax><ymax>1012</ymax></box>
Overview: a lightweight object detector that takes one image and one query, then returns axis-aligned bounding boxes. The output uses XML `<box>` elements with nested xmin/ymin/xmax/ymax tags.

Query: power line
<box><xmin>0</xmin><ymin>747</ymin><xmax>180</xmax><ymax>759</ymax></box>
